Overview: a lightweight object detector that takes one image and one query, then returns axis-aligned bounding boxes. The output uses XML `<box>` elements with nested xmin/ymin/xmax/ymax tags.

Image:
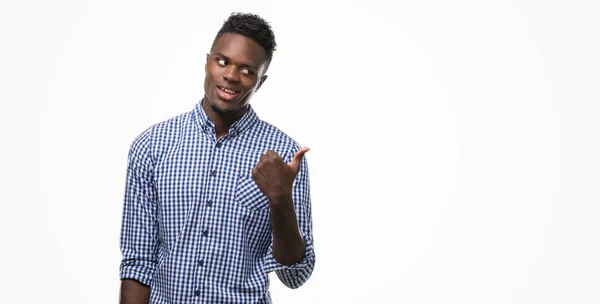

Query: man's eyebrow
<box><xmin>213</xmin><ymin>52</ymin><xmax>258</xmax><ymax>70</ymax></box>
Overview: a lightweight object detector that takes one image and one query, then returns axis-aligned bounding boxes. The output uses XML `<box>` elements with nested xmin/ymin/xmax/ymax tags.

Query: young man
<box><xmin>119</xmin><ymin>13</ymin><xmax>315</xmax><ymax>304</ymax></box>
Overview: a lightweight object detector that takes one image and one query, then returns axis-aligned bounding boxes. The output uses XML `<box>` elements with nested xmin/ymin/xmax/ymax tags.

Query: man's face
<box><xmin>204</xmin><ymin>33</ymin><xmax>268</xmax><ymax>116</ymax></box>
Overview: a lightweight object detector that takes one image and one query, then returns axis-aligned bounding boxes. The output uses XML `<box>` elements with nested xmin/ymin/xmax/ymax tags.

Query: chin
<box><xmin>208</xmin><ymin>94</ymin><xmax>235</xmax><ymax>113</ymax></box>
<box><xmin>210</xmin><ymin>101</ymin><xmax>233</xmax><ymax>115</ymax></box>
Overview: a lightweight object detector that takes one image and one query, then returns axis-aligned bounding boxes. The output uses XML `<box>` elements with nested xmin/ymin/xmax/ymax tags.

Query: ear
<box><xmin>256</xmin><ymin>75</ymin><xmax>268</xmax><ymax>91</ymax></box>
<box><xmin>205</xmin><ymin>53</ymin><xmax>210</xmax><ymax>70</ymax></box>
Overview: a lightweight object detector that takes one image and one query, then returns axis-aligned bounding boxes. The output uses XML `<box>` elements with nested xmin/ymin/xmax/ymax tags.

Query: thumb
<box><xmin>288</xmin><ymin>147</ymin><xmax>310</xmax><ymax>174</ymax></box>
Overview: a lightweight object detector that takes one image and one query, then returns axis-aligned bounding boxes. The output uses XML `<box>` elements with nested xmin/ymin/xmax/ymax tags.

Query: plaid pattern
<box><xmin>120</xmin><ymin>101</ymin><xmax>315</xmax><ymax>303</ymax></box>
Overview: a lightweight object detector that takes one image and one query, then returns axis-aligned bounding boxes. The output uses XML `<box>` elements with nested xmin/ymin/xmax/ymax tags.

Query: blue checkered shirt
<box><xmin>120</xmin><ymin>101</ymin><xmax>315</xmax><ymax>303</ymax></box>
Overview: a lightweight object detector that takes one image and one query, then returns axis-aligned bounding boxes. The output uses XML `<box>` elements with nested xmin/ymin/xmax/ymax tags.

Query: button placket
<box><xmin>195</xmin><ymin>137</ymin><xmax>217</xmax><ymax>298</ymax></box>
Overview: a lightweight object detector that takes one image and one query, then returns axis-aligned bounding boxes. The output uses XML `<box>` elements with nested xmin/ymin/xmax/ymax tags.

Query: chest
<box><xmin>153</xmin><ymin>131</ymin><xmax>289</xmax><ymax>215</ymax></box>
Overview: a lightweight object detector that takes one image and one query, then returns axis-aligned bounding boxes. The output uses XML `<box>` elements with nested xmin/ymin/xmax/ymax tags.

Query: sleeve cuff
<box><xmin>261</xmin><ymin>232</ymin><xmax>315</xmax><ymax>273</ymax></box>
<box><xmin>119</xmin><ymin>259</ymin><xmax>156</xmax><ymax>287</ymax></box>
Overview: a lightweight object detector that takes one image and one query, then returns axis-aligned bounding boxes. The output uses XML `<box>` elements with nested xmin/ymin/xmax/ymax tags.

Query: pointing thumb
<box><xmin>288</xmin><ymin>147</ymin><xmax>310</xmax><ymax>174</ymax></box>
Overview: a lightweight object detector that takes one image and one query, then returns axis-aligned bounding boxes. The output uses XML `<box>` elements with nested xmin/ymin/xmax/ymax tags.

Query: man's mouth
<box><xmin>217</xmin><ymin>85</ymin><xmax>240</xmax><ymax>100</ymax></box>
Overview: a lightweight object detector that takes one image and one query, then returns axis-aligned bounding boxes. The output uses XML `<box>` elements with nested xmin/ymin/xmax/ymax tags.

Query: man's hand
<box><xmin>252</xmin><ymin>147</ymin><xmax>310</xmax><ymax>266</ymax></box>
<box><xmin>252</xmin><ymin>148</ymin><xmax>309</xmax><ymax>206</ymax></box>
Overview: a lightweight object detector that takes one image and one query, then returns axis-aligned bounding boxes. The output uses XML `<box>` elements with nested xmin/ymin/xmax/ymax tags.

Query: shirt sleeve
<box><xmin>261</xmin><ymin>143</ymin><xmax>316</xmax><ymax>289</ymax></box>
<box><xmin>119</xmin><ymin>129</ymin><xmax>160</xmax><ymax>286</ymax></box>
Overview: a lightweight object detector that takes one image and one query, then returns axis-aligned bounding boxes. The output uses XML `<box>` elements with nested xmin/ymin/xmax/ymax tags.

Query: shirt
<box><xmin>119</xmin><ymin>101</ymin><xmax>315</xmax><ymax>304</ymax></box>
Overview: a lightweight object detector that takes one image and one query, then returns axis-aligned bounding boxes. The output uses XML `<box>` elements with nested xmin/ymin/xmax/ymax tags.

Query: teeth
<box><xmin>220</xmin><ymin>87</ymin><xmax>237</xmax><ymax>94</ymax></box>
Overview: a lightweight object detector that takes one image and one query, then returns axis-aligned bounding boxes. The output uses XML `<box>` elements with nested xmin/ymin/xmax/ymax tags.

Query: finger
<box><xmin>255</xmin><ymin>161</ymin><xmax>270</xmax><ymax>176</ymax></box>
<box><xmin>252</xmin><ymin>166</ymin><xmax>267</xmax><ymax>181</ymax></box>
<box><xmin>265</xmin><ymin>150</ymin><xmax>282</xmax><ymax>161</ymax></box>
<box><xmin>258</xmin><ymin>155</ymin><xmax>275</xmax><ymax>173</ymax></box>
<box><xmin>288</xmin><ymin>147</ymin><xmax>310</xmax><ymax>174</ymax></box>
<box><xmin>255</xmin><ymin>159</ymin><xmax>266</xmax><ymax>172</ymax></box>
<box><xmin>259</xmin><ymin>154</ymin><xmax>269</xmax><ymax>163</ymax></box>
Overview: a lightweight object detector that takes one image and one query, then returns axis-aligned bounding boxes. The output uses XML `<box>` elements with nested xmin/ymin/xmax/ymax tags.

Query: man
<box><xmin>119</xmin><ymin>13</ymin><xmax>315</xmax><ymax>304</ymax></box>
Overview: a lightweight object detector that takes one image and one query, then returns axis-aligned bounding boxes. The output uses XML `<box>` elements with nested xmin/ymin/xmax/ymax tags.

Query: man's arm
<box><xmin>252</xmin><ymin>145</ymin><xmax>315</xmax><ymax>288</ymax></box>
<box><xmin>119</xmin><ymin>130</ymin><xmax>159</xmax><ymax>303</ymax></box>
<box><xmin>120</xmin><ymin>280</ymin><xmax>150</xmax><ymax>304</ymax></box>
<box><xmin>270</xmin><ymin>195</ymin><xmax>306</xmax><ymax>266</ymax></box>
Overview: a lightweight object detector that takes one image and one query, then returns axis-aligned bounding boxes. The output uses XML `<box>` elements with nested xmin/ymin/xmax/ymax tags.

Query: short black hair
<box><xmin>213</xmin><ymin>13</ymin><xmax>277</xmax><ymax>66</ymax></box>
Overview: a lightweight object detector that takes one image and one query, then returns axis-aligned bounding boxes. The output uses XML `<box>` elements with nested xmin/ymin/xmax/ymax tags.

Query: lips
<box><xmin>216</xmin><ymin>85</ymin><xmax>240</xmax><ymax>101</ymax></box>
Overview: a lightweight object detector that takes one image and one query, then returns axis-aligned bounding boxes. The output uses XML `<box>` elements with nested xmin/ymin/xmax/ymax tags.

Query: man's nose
<box><xmin>223</xmin><ymin>65</ymin><xmax>240</xmax><ymax>82</ymax></box>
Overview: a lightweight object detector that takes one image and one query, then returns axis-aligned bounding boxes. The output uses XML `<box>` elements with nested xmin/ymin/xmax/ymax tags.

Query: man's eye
<box><xmin>241</xmin><ymin>68</ymin><xmax>255</xmax><ymax>76</ymax></box>
<box><xmin>217</xmin><ymin>59</ymin><xmax>226</xmax><ymax>66</ymax></box>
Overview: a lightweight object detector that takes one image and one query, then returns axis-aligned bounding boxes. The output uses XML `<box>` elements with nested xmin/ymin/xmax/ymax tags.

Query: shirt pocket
<box><xmin>234</xmin><ymin>174</ymin><xmax>271</xmax><ymax>211</ymax></box>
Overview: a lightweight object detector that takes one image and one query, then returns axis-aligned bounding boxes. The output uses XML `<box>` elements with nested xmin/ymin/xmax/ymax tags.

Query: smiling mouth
<box><xmin>218</xmin><ymin>86</ymin><xmax>239</xmax><ymax>94</ymax></box>
<box><xmin>216</xmin><ymin>85</ymin><xmax>240</xmax><ymax>101</ymax></box>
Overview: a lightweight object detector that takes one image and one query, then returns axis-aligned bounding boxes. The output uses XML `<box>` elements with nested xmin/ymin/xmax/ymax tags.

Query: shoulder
<box><xmin>251</xmin><ymin>120</ymin><xmax>303</xmax><ymax>161</ymax></box>
<box><xmin>129</xmin><ymin>110</ymin><xmax>194</xmax><ymax>161</ymax></box>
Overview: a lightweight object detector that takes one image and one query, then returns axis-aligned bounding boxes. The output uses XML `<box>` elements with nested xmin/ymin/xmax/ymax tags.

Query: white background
<box><xmin>1</xmin><ymin>0</ymin><xmax>599</xmax><ymax>303</ymax></box>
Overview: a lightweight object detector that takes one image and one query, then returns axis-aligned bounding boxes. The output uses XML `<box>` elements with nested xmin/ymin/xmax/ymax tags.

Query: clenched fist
<box><xmin>251</xmin><ymin>148</ymin><xmax>309</xmax><ymax>206</ymax></box>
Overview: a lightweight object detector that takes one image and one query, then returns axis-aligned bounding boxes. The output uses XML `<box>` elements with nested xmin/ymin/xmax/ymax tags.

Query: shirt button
<box><xmin>216</xmin><ymin>142</ymin><xmax>222</xmax><ymax>148</ymax></box>
<box><xmin>207</xmin><ymin>200</ymin><xmax>213</xmax><ymax>206</ymax></box>
<box><xmin>199</xmin><ymin>260</ymin><xmax>204</xmax><ymax>266</ymax></box>
<box><xmin>203</xmin><ymin>230</ymin><xmax>209</xmax><ymax>237</ymax></box>
<box><xmin>210</xmin><ymin>170</ymin><xmax>216</xmax><ymax>177</ymax></box>
<box><xmin>194</xmin><ymin>290</ymin><xmax>200</xmax><ymax>296</ymax></box>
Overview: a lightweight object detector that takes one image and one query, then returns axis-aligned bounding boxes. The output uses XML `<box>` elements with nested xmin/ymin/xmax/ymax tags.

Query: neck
<box><xmin>202</xmin><ymin>98</ymin><xmax>247</xmax><ymax>139</ymax></box>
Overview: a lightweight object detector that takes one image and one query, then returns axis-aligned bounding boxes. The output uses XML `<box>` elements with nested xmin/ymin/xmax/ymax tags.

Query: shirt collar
<box><xmin>193</xmin><ymin>99</ymin><xmax>259</xmax><ymax>138</ymax></box>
